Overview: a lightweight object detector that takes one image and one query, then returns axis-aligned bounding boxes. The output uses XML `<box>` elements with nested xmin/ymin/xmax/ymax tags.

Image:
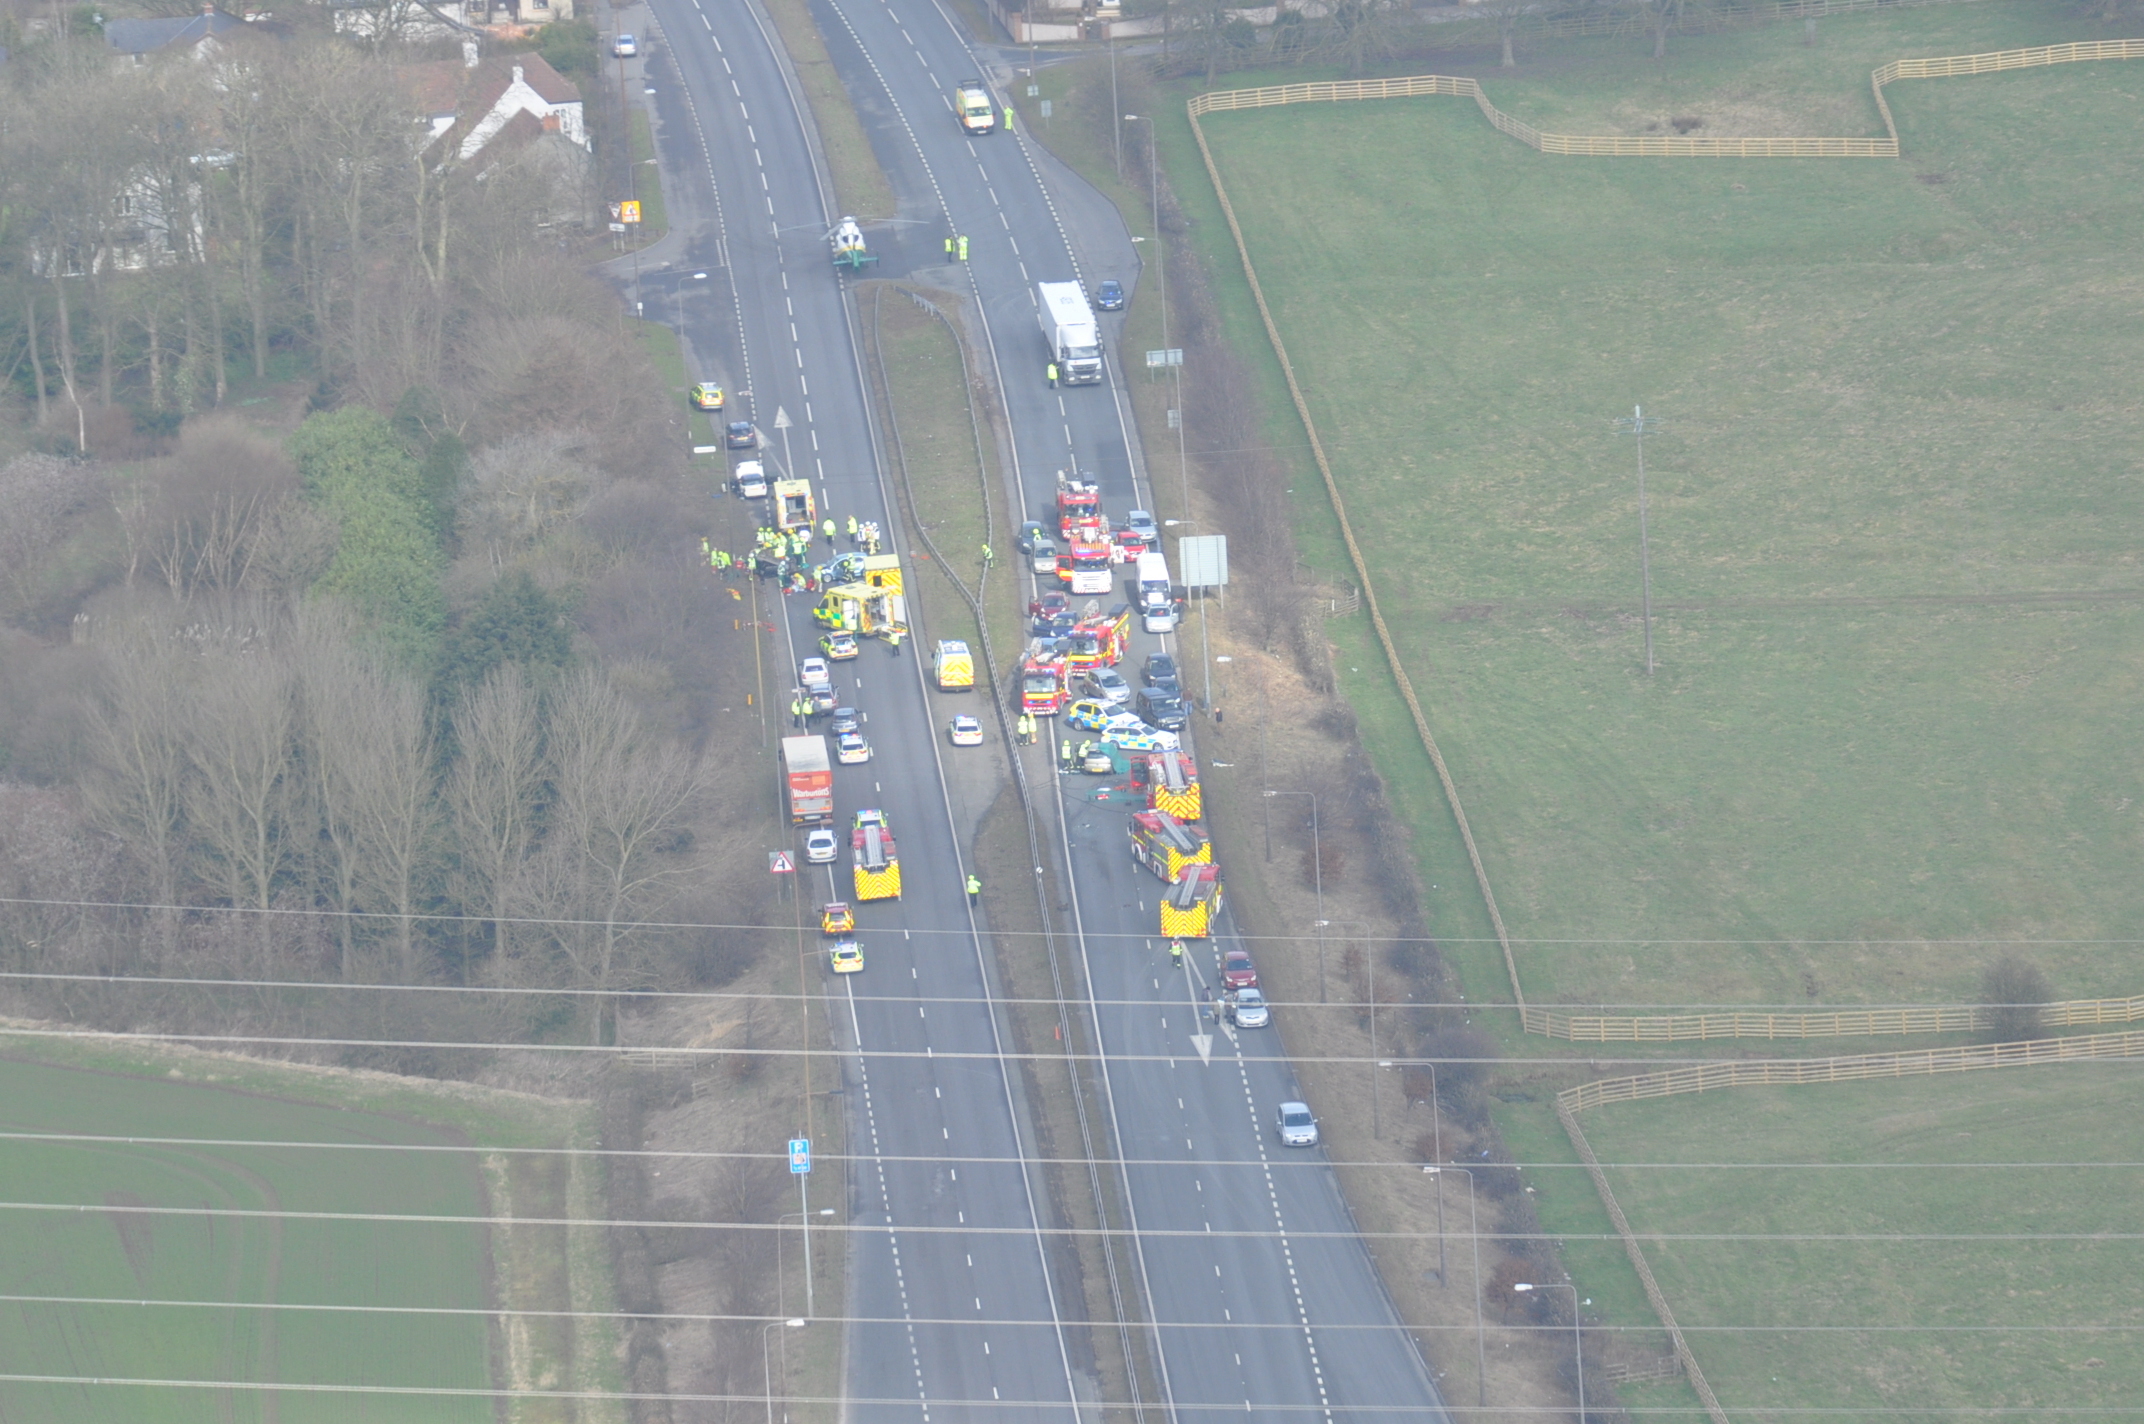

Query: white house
<box><xmin>406</xmin><ymin>49</ymin><xmax>587</xmax><ymax>163</ymax></box>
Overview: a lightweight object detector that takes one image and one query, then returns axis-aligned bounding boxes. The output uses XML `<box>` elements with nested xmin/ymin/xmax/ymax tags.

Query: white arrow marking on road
<box><xmin>1190</xmin><ymin>1033</ymin><xmax>1213</xmax><ymax>1064</ymax></box>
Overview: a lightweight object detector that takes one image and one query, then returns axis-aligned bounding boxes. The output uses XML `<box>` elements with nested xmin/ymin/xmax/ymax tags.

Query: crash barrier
<box><xmin>1559</xmin><ymin>1027</ymin><xmax>2144</xmax><ymax>1113</ymax></box>
<box><xmin>1187</xmin><ymin>40</ymin><xmax>2144</xmax><ymax>158</ymax></box>
<box><xmin>1523</xmin><ymin>991</ymin><xmax>2144</xmax><ymax>1042</ymax></box>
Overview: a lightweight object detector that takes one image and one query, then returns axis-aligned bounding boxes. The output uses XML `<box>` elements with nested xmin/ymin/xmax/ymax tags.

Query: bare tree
<box><xmin>1480</xmin><ymin>0</ymin><xmax>1529</xmax><ymax>67</ymax></box>
<box><xmin>294</xmin><ymin>614</ymin><xmax>369</xmax><ymax>975</ymax></box>
<box><xmin>345</xmin><ymin>655</ymin><xmax>440</xmax><ymax>983</ymax></box>
<box><xmin>448</xmin><ymin>664</ymin><xmax>547</xmax><ymax>978</ymax></box>
<box><xmin>182</xmin><ymin>647</ymin><xmax>300</xmax><ymax>960</ymax></box>
<box><xmin>542</xmin><ymin>667</ymin><xmax>703</xmax><ymax>1005</ymax></box>
<box><xmin>81</xmin><ymin>648</ymin><xmax>194</xmax><ymax>955</ymax></box>
<box><xmin>1319</xmin><ymin>0</ymin><xmax>1408</xmax><ymax>77</ymax></box>
<box><xmin>117</xmin><ymin>415</ymin><xmax>298</xmax><ymax>598</ymax></box>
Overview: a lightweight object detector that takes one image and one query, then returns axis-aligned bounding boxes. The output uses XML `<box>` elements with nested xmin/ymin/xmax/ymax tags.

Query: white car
<box><xmin>949</xmin><ymin>714</ymin><xmax>983</xmax><ymax>746</ymax></box>
<box><xmin>803</xmin><ymin>827</ymin><xmax>840</xmax><ymax>864</ymax></box>
<box><xmin>612</xmin><ymin>32</ymin><xmax>638</xmax><ymax>56</ymax></box>
<box><xmin>1277</xmin><ymin>1101</ymin><xmax>1319</xmax><ymax>1148</ymax></box>
<box><xmin>836</xmin><ymin>731</ymin><xmax>872</xmax><ymax>764</ymax></box>
<box><xmin>1100</xmin><ymin>721</ymin><xmax>1179</xmax><ymax>753</ymax></box>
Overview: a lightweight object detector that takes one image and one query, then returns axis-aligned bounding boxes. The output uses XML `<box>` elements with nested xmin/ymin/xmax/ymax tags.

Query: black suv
<box><xmin>1137</xmin><ymin>688</ymin><xmax>1187</xmax><ymax>731</ymax></box>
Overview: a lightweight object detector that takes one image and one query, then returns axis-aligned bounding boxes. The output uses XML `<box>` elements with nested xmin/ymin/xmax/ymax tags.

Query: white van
<box><xmin>1135</xmin><ymin>550</ymin><xmax>1176</xmax><ymax>632</ymax></box>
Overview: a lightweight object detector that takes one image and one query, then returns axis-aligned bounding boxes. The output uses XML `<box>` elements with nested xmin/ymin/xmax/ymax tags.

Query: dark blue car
<box><xmin>1095</xmin><ymin>279</ymin><xmax>1125</xmax><ymax>312</ymax></box>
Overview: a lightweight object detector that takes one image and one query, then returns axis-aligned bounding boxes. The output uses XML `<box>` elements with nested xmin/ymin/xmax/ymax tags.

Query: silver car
<box><xmin>1276</xmin><ymin>1101</ymin><xmax>1318</xmax><ymax>1147</ymax></box>
<box><xmin>1228</xmin><ymin>988</ymin><xmax>1269</xmax><ymax>1029</ymax></box>
<box><xmin>1081</xmin><ymin>668</ymin><xmax>1133</xmax><ymax>707</ymax></box>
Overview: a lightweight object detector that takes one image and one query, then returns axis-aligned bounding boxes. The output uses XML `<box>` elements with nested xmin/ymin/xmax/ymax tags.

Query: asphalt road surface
<box><xmin>616</xmin><ymin>0</ymin><xmax>1449</xmax><ymax>1417</ymax></box>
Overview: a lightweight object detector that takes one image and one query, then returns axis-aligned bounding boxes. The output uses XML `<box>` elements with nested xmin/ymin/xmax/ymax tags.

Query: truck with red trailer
<box><xmin>782</xmin><ymin>735</ymin><xmax>834</xmax><ymax>824</ymax></box>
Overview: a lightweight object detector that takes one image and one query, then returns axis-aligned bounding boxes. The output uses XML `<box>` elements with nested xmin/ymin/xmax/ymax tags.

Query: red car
<box><xmin>1221</xmin><ymin>949</ymin><xmax>1259</xmax><ymax>990</ymax></box>
<box><xmin>1029</xmin><ymin>590</ymin><xmax>1070</xmax><ymax>619</ymax></box>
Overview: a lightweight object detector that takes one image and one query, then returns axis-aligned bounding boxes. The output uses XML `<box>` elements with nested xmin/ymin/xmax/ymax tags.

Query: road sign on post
<box><xmin>1178</xmin><ymin>534</ymin><xmax>1229</xmax><ymax>590</ymax></box>
<box><xmin>1145</xmin><ymin>349</ymin><xmax>1184</xmax><ymax>369</ymax></box>
<box><xmin>789</xmin><ymin>1139</ymin><xmax>812</xmax><ymax>1173</ymax></box>
<box><xmin>769</xmin><ymin>851</ymin><xmax>796</xmax><ymax>874</ymax></box>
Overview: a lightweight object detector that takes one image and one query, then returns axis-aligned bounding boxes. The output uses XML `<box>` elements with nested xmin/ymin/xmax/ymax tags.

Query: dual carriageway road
<box><xmin>615</xmin><ymin>0</ymin><xmax>1450</xmax><ymax>1416</ymax></box>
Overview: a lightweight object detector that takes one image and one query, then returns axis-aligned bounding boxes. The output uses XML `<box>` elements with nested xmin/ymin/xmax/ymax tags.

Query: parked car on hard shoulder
<box><xmin>1222</xmin><ymin>949</ymin><xmax>1259</xmax><ymax>990</ymax></box>
<box><xmin>726</xmin><ymin>420</ymin><xmax>759</xmax><ymax>449</ymax></box>
<box><xmin>613</xmin><ymin>32</ymin><xmax>639</xmax><ymax>57</ymax></box>
<box><xmin>1095</xmin><ymin>279</ymin><xmax>1125</xmax><ymax>311</ymax></box>
<box><xmin>1277</xmin><ymin>1101</ymin><xmax>1319</xmax><ymax>1148</ymax></box>
<box><xmin>804</xmin><ymin>827</ymin><xmax>839</xmax><ymax>864</ymax></box>
<box><xmin>949</xmin><ymin>714</ymin><xmax>984</xmax><ymax>746</ymax></box>
<box><xmin>1227</xmin><ymin>988</ymin><xmax>1269</xmax><ymax>1029</ymax></box>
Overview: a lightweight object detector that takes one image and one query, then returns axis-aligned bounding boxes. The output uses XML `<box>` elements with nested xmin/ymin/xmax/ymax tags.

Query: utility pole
<box><xmin>1614</xmin><ymin>405</ymin><xmax>1662</xmax><ymax>676</ymax></box>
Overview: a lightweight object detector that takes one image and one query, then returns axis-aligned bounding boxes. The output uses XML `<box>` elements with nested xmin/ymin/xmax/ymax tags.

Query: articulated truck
<box><xmin>1037</xmin><ymin>281</ymin><xmax>1102</xmax><ymax>385</ymax></box>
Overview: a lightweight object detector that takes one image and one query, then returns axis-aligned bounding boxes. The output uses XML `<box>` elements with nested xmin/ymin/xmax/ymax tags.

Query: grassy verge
<box><xmin>629</xmin><ymin>106</ymin><xmax>669</xmax><ymax>246</ymax></box>
<box><xmin>632</xmin><ymin>318</ymin><xmax>723</xmax><ymax>454</ymax></box>
<box><xmin>762</xmin><ymin>0</ymin><xmax>897</xmax><ymax>217</ymax></box>
<box><xmin>858</xmin><ymin>282</ymin><xmax>1021</xmax><ymax>662</ymax></box>
<box><xmin>0</xmin><ymin>1043</ymin><xmax>608</xmax><ymax>1423</ymax></box>
<box><xmin>1580</xmin><ymin>1064</ymin><xmax>2144</xmax><ymax>1417</ymax></box>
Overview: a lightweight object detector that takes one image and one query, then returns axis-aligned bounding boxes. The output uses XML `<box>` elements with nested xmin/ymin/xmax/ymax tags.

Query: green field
<box><xmin>0</xmin><ymin>1047</ymin><xmax>594</xmax><ymax>1421</ymax></box>
<box><xmin>1194</xmin><ymin>2</ymin><xmax>2144</xmax><ymax>1010</ymax></box>
<box><xmin>1573</xmin><ymin>1063</ymin><xmax>2144</xmax><ymax>1418</ymax></box>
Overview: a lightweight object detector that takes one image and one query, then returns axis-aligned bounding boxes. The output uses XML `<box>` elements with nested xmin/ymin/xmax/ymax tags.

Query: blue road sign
<box><xmin>789</xmin><ymin>1138</ymin><xmax>811</xmax><ymax>1174</ymax></box>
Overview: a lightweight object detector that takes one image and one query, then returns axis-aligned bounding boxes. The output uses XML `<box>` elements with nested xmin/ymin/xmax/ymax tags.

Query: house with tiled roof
<box><xmin>105</xmin><ymin>4</ymin><xmax>246</xmax><ymax>63</ymax></box>
<box><xmin>407</xmin><ymin>48</ymin><xmax>587</xmax><ymax>164</ymax></box>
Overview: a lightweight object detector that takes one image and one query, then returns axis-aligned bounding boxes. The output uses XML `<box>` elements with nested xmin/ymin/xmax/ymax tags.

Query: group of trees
<box><xmin>75</xmin><ymin>623</ymin><xmax>705</xmax><ymax>996</ymax></box>
<box><xmin>0</xmin><ymin>372</ymin><xmax>737</xmax><ymax>1011</ymax></box>
<box><xmin>0</xmin><ymin>7</ymin><xmax>749</xmax><ymax>1036</ymax></box>
<box><xmin>0</xmin><ymin>8</ymin><xmax>604</xmax><ymax>449</ymax></box>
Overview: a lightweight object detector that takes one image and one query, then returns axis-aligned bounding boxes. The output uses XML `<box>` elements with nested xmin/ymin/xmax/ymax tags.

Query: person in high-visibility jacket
<box><xmin>846</xmin><ymin>514</ymin><xmax>859</xmax><ymax>542</ymax></box>
<box><xmin>822</xmin><ymin>518</ymin><xmax>836</xmax><ymax>547</ymax></box>
<box><xmin>966</xmin><ymin>874</ymin><xmax>982</xmax><ymax>904</ymax></box>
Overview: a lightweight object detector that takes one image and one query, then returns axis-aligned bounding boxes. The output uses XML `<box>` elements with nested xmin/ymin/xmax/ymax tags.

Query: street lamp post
<box><xmin>1513</xmin><ymin>1281</ymin><xmax>1586</xmax><ymax>1423</ymax></box>
<box><xmin>1266</xmin><ymin>790</ymin><xmax>1321</xmax><ymax>998</ymax></box>
<box><xmin>775</xmin><ymin>1207</ymin><xmax>836</xmax><ymax>1322</ymax></box>
<box><xmin>660</xmin><ymin>269</ymin><xmax>709</xmax><ymax>330</ymax></box>
<box><xmin>761</xmin><ymin>1317</ymin><xmax>806</xmax><ymax>1424</ymax></box>
<box><xmin>1426</xmin><ymin>1166</ymin><xmax>1487</xmax><ymax>1408</ymax></box>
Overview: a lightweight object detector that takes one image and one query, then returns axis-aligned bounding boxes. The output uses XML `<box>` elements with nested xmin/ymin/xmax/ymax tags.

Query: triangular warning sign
<box><xmin>769</xmin><ymin>851</ymin><xmax>796</xmax><ymax>873</ymax></box>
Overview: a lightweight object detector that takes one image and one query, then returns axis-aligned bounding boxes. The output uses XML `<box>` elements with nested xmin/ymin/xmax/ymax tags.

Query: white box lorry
<box><xmin>1135</xmin><ymin>550</ymin><xmax>1177</xmax><ymax>632</ymax></box>
<box><xmin>1037</xmin><ymin>281</ymin><xmax>1102</xmax><ymax>385</ymax></box>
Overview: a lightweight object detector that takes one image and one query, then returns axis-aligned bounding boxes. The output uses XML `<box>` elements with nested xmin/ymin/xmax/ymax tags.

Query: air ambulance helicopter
<box><xmin>828</xmin><ymin>217</ymin><xmax>877</xmax><ymax>272</ymax></box>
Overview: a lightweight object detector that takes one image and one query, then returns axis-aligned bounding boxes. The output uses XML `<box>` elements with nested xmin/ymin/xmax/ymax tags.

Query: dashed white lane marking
<box><xmin>1236</xmin><ymin>1045</ymin><xmax>1336</xmax><ymax>1424</ymax></box>
<box><xmin>844</xmin><ymin>986</ymin><xmax>934</xmax><ymax>1420</ymax></box>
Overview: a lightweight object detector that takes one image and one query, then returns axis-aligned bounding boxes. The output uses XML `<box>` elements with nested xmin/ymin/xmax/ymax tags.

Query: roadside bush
<box><xmin>291</xmin><ymin>408</ymin><xmax>445</xmax><ymax>662</ymax></box>
<box><xmin>1980</xmin><ymin>955</ymin><xmax>2050</xmax><ymax>1042</ymax></box>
